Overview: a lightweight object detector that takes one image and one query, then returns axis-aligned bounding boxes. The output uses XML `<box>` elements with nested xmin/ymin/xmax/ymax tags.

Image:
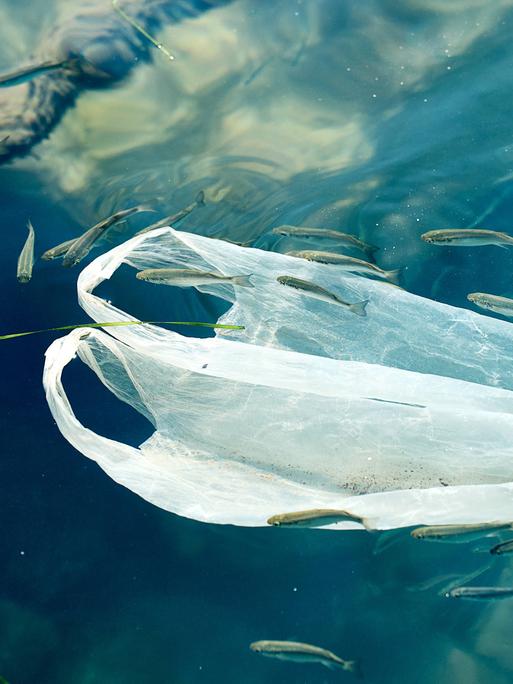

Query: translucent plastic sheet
<box><xmin>43</xmin><ymin>228</ymin><xmax>513</xmax><ymax>529</ymax></box>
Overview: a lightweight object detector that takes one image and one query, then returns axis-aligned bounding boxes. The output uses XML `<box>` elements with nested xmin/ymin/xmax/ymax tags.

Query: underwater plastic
<box><xmin>43</xmin><ymin>228</ymin><xmax>513</xmax><ymax>530</ymax></box>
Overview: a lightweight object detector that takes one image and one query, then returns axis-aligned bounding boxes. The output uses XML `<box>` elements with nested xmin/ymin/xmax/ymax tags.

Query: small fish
<box><xmin>17</xmin><ymin>220</ymin><xmax>35</xmax><ymax>283</ymax></box>
<box><xmin>447</xmin><ymin>586</ymin><xmax>513</xmax><ymax>600</ymax></box>
<box><xmin>267</xmin><ymin>508</ymin><xmax>372</xmax><ymax>529</ymax></box>
<box><xmin>467</xmin><ymin>292</ymin><xmax>513</xmax><ymax>318</ymax></box>
<box><xmin>411</xmin><ymin>522</ymin><xmax>513</xmax><ymax>542</ymax></box>
<box><xmin>63</xmin><ymin>205</ymin><xmax>153</xmax><ymax>267</ymax></box>
<box><xmin>272</xmin><ymin>225</ymin><xmax>378</xmax><ymax>257</ymax></box>
<box><xmin>490</xmin><ymin>539</ymin><xmax>513</xmax><ymax>555</ymax></box>
<box><xmin>136</xmin><ymin>267</ymin><xmax>254</xmax><ymax>288</ymax></box>
<box><xmin>250</xmin><ymin>640</ymin><xmax>360</xmax><ymax>675</ymax></box>
<box><xmin>421</xmin><ymin>229</ymin><xmax>513</xmax><ymax>247</ymax></box>
<box><xmin>287</xmin><ymin>250</ymin><xmax>401</xmax><ymax>284</ymax></box>
<box><xmin>136</xmin><ymin>191</ymin><xmax>205</xmax><ymax>235</ymax></box>
<box><xmin>277</xmin><ymin>275</ymin><xmax>368</xmax><ymax>316</ymax></box>
<box><xmin>0</xmin><ymin>59</ymin><xmax>78</xmax><ymax>88</ymax></box>
<box><xmin>41</xmin><ymin>237</ymin><xmax>78</xmax><ymax>260</ymax></box>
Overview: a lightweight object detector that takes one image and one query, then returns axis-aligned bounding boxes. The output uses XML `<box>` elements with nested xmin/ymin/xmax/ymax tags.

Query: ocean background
<box><xmin>2</xmin><ymin>0</ymin><xmax>513</xmax><ymax>681</ymax></box>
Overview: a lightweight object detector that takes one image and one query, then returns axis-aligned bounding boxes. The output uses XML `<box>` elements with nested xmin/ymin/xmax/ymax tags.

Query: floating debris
<box><xmin>112</xmin><ymin>0</ymin><xmax>175</xmax><ymax>61</ymax></box>
<box><xmin>17</xmin><ymin>220</ymin><xmax>35</xmax><ymax>283</ymax></box>
<box><xmin>250</xmin><ymin>640</ymin><xmax>360</xmax><ymax>675</ymax></box>
<box><xmin>277</xmin><ymin>275</ymin><xmax>368</xmax><ymax>316</ymax></box>
<box><xmin>421</xmin><ymin>228</ymin><xmax>513</xmax><ymax>247</ymax></box>
<box><xmin>0</xmin><ymin>320</ymin><xmax>244</xmax><ymax>341</ymax></box>
<box><xmin>136</xmin><ymin>267</ymin><xmax>254</xmax><ymax>288</ymax></box>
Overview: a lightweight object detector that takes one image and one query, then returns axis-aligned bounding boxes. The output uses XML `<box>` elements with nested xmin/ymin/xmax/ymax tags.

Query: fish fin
<box><xmin>348</xmin><ymin>660</ymin><xmax>364</xmax><ymax>679</ymax></box>
<box><xmin>195</xmin><ymin>190</ymin><xmax>206</xmax><ymax>206</ymax></box>
<box><xmin>365</xmin><ymin>244</ymin><xmax>379</xmax><ymax>261</ymax></box>
<box><xmin>361</xmin><ymin>516</ymin><xmax>377</xmax><ymax>531</ymax></box>
<box><xmin>232</xmin><ymin>274</ymin><xmax>254</xmax><ymax>288</ymax></box>
<box><xmin>496</xmin><ymin>243</ymin><xmax>510</xmax><ymax>250</ymax></box>
<box><xmin>349</xmin><ymin>299</ymin><xmax>369</xmax><ymax>317</ymax></box>
<box><xmin>385</xmin><ymin>268</ymin><xmax>402</xmax><ymax>285</ymax></box>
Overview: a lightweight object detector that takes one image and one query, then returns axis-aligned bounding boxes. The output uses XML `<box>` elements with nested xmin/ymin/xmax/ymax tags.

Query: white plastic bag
<box><xmin>43</xmin><ymin>228</ymin><xmax>513</xmax><ymax>529</ymax></box>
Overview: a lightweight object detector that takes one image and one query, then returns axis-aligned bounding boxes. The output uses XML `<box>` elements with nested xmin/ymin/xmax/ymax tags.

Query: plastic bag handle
<box><xmin>43</xmin><ymin>328</ymin><xmax>143</xmax><ymax>472</ymax></box>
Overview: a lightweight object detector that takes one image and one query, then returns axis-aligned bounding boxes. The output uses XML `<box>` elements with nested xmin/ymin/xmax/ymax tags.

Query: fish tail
<box><xmin>348</xmin><ymin>299</ymin><xmax>369</xmax><ymax>317</ymax></box>
<box><xmin>361</xmin><ymin>515</ymin><xmax>377</xmax><ymax>532</ymax></box>
<box><xmin>385</xmin><ymin>268</ymin><xmax>401</xmax><ymax>285</ymax></box>
<box><xmin>195</xmin><ymin>190</ymin><xmax>206</xmax><ymax>206</ymax></box>
<box><xmin>346</xmin><ymin>659</ymin><xmax>364</xmax><ymax>679</ymax></box>
<box><xmin>232</xmin><ymin>274</ymin><xmax>254</xmax><ymax>288</ymax></box>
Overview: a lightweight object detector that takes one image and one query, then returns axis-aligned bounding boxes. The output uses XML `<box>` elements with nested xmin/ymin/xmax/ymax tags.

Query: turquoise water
<box><xmin>3</xmin><ymin>0</ymin><xmax>513</xmax><ymax>681</ymax></box>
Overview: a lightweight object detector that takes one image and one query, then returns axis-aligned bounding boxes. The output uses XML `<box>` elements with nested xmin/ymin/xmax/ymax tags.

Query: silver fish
<box><xmin>287</xmin><ymin>250</ymin><xmax>400</xmax><ymax>284</ymax></box>
<box><xmin>467</xmin><ymin>292</ymin><xmax>513</xmax><ymax>318</ymax></box>
<box><xmin>136</xmin><ymin>191</ymin><xmax>205</xmax><ymax>235</ymax></box>
<box><xmin>0</xmin><ymin>59</ymin><xmax>78</xmax><ymax>88</ymax></box>
<box><xmin>250</xmin><ymin>640</ymin><xmax>359</xmax><ymax>675</ymax></box>
<box><xmin>277</xmin><ymin>275</ymin><xmax>368</xmax><ymax>316</ymax></box>
<box><xmin>490</xmin><ymin>539</ymin><xmax>513</xmax><ymax>556</ymax></box>
<box><xmin>411</xmin><ymin>522</ymin><xmax>513</xmax><ymax>542</ymax></box>
<box><xmin>267</xmin><ymin>508</ymin><xmax>372</xmax><ymax>530</ymax></box>
<box><xmin>136</xmin><ymin>267</ymin><xmax>254</xmax><ymax>288</ymax></box>
<box><xmin>17</xmin><ymin>220</ymin><xmax>35</xmax><ymax>283</ymax></box>
<box><xmin>272</xmin><ymin>225</ymin><xmax>378</xmax><ymax>257</ymax></box>
<box><xmin>421</xmin><ymin>229</ymin><xmax>513</xmax><ymax>247</ymax></box>
<box><xmin>447</xmin><ymin>586</ymin><xmax>513</xmax><ymax>600</ymax></box>
<box><xmin>41</xmin><ymin>237</ymin><xmax>78</xmax><ymax>261</ymax></box>
<box><xmin>63</xmin><ymin>205</ymin><xmax>153</xmax><ymax>267</ymax></box>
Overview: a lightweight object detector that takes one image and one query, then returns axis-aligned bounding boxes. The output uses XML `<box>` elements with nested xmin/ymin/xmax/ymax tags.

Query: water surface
<box><xmin>2</xmin><ymin>1</ymin><xmax>513</xmax><ymax>681</ymax></box>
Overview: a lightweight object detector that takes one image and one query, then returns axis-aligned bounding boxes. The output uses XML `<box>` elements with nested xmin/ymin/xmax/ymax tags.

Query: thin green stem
<box><xmin>0</xmin><ymin>320</ymin><xmax>244</xmax><ymax>341</ymax></box>
<box><xmin>112</xmin><ymin>0</ymin><xmax>175</xmax><ymax>61</ymax></box>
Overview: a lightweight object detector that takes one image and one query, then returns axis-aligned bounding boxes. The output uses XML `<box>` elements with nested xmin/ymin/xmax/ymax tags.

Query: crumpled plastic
<box><xmin>43</xmin><ymin>228</ymin><xmax>513</xmax><ymax>529</ymax></box>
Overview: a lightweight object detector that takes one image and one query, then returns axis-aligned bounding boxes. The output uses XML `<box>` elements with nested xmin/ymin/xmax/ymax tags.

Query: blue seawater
<box><xmin>2</xmin><ymin>0</ymin><xmax>513</xmax><ymax>681</ymax></box>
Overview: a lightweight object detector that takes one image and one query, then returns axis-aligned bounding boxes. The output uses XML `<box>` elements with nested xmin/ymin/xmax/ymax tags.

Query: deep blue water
<box><xmin>3</xmin><ymin>1</ymin><xmax>513</xmax><ymax>682</ymax></box>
